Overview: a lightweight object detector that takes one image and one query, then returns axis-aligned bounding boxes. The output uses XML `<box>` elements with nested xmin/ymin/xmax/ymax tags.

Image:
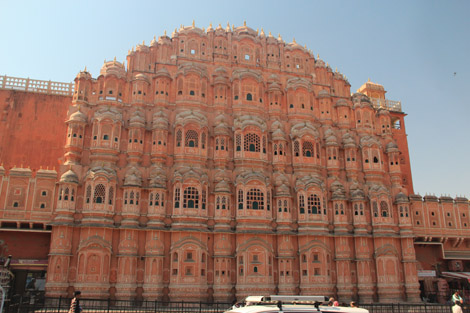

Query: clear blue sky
<box><xmin>1</xmin><ymin>0</ymin><xmax>468</xmax><ymax>198</ymax></box>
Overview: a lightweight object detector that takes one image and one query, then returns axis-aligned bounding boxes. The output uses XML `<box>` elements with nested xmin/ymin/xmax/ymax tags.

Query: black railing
<box><xmin>5</xmin><ymin>297</ymin><xmax>470</xmax><ymax>313</ymax></box>
<box><xmin>3</xmin><ymin>297</ymin><xmax>233</xmax><ymax>313</ymax></box>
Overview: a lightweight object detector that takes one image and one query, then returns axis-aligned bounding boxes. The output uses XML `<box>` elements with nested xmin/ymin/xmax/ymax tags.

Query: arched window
<box><xmin>174</xmin><ymin>188</ymin><xmax>180</xmax><ymax>208</ymax></box>
<box><xmin>64</xmin><ymin>187</ymin><xmax>69</xmax><ymax>201</ymax></box>
<box><xmin>236</xmin><ymin>134</ymin><xmax>241</xmax><ymax>151</ymax></box>
<box><xmin>246</xmin><ymin>93</ymin><xmax>252</xmax><ymax>101</ymax></box>
<box><xmin>294</xmin><ymin>141</ymin><xmax>300</xmax><ymax>157</ymax></box>
<box><xmin>238</xmin><ymin>190</ymin><xmax>244</xmax><ymax>210</ymax></box>
<box><xmin>307</xmin><ymin>194</ymin><xmax>321</xmax><ymax>214</ymax></box>
<box><xmin>93</xmin><ymin>184</ymin><xmax>106</xmax><ymax>204</ymax></box>
<box><xmin>184</xmin><ymin>187</ymin><xmax>199</xmax><ymax>209</ymax></box>
<box><xmin>303</xmin><ymin>141</ymin><xmax>314</xmax><ymax>157</ymax></box>
<box><xmin>176</xmin><ymin>129</ymin><xmax>182</xmax><ymax>147</ymax></box>
<box><xmin>185</xmin><ymin>130</ymin><xmax>199</xmax><ymax>147</ymax></box>
<box><xmin>108</xmin><ymin>187</ymin><xmax>114</xmax><ymax>205</ymax></box>
<box><xmin>380</xmin><ymin>201</ymin><xmax>389</xmax><ymax>217</ymax></box>
<box><xmin>373</xmin><ymin>201</ymin><xmax>378</xmax><ymax>217</ymax></box>
<box><xmin>71</xmin><ymin>189</ymin><xmax>75</xmax><ymax>202</ymax></box>
<box><xmin>247</xmin><ymin>188</ymin><xmax>264</xmax><ymax>210</ymax></box>
<box><xmin>86</xmin><ymin>185</ymin><xmax>91</xmax><ymax>204</ymax></box>
<box><xmin>201</xmin><ymin>132</ymin><xmax>206</xmax><ymax>149</ymax></box>
<box><xmin>244</xmin><ymin>133</ymin><xmax>260</xmax><ymax>152</ymax></box>
<box><xmin>299</xmin><ymin>194</ymin><xmax>305</xmax><ymax>214</ymax></box>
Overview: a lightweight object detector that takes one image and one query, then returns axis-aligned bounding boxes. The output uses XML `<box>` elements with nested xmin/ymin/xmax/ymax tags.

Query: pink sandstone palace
<box><xmin>0</xmin><ymin>22</ymin><xmax>468</xmax><ymax>304</ymax></box>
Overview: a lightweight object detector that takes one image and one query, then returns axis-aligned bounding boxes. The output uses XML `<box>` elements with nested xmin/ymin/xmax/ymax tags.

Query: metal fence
<box><xmin>4</xmin><ymin>296</ymin><xmax>469</xmax><ymax>313</ymax></box>
<box><xmin>3</xmin><ymin>296</ymin><xmax>233</xmax><ymax>313</ymax></box>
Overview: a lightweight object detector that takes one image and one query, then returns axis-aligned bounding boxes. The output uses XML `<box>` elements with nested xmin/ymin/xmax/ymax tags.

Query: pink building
<box><xmin>0</xmin><ymin>22</ymin><xmax>468</xmax><ymax>303</ymax></box>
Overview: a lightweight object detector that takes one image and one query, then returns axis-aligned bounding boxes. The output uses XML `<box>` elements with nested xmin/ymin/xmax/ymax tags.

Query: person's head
<box><xmin>350</xmin><ymin>301</ymin><xmax>357</xmax><ymax>308</ymax></box>
<box><xmin>74</xmin><ymin>291</ymin><xmax>81</xmax><ymax>298</ymax></box>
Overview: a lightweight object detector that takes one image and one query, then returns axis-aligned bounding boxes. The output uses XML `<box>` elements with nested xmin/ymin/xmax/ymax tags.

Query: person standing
<box><xmin>453</xmin><ymin>291</ymin><xmax>464</xmax><ymax>304</ymax></box>
<box><xmin>69</xmin><ymin>291</ymin><xmax>82</xmax><ymax>313</ymax></box>
<box><xmin>453</xmin><ymin>300</ymin><xmax>463</xmax><ymax>313</ymax></box>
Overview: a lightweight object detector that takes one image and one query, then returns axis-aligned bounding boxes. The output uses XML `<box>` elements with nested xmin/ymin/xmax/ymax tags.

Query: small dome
<box><xmin>334</xmin><ymin>99</ymin><xmax>348</xmax><ymax>107</ymax></box>
<box><xmin>386</xmin><ymin>142</ymin><xmax>399</xmax><ymax>153</ymax></box>
<box><xmin>60</xmin><ymin>169</ymin><xmax>79</xmax><ymax>184</ymax></box>
<box><xmin>214</xmin><ymin>180</ymin><xmax>231</xmax><ymax>193</ymax></box>
<box><xmin>67</xmin><ymin>109</ymin><xmax>87</xmax><ymax>123</ymax></box>
<box><xmin>276</xmin><ymin>183</ymin><xmax>290</xmax><ymax>197</ymax></box>
<box><xmin>318</xmin><ymin>89</ymin><xmax>330</xmax><ymax>98</ymax></box>
<box><xmin>129</xmin><ymin>110</ymin><xmax>145</xmax><ymax>128</ymax></box>
<box><xmin>152</xmin><ymin>110</ymin><xmax>169</xmax><ymax>130</ymax></box>
<box><xmin>100</xmin><ymin>60</ymin><xmax>126</xmax><ymax>79</ymax></box>
<box><xmin>75</xmin><ymin>70</ymin><xmax>92</xmax><ymax>80</ymax></box>
<box><xmin>395</xmin><ymin>192</ymin><xmax>409</xmax><ymax>203</ymax></box>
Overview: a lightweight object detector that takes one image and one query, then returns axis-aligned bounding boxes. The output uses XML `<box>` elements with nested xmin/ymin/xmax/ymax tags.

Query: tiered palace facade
<box><xmin>0</xmin><ymin>22</ymin><xmax>468</xmax><ymax>303</ymax></box>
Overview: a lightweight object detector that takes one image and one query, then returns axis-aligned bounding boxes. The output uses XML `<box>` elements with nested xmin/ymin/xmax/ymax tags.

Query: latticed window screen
<box><xmin>94</xmin><ymin>184</ymin><xmax>106</xmax><ymax>204</ymax></box>
<box><xmin>155</xmin><ymin>193</ymin><xmax>160</xmax><ymax>206</ymax></box>
<box><xmin>303</xmin><ymin>141</ymin><xmax>314</xmax><ymax>157</ymax></box>
<box><xmin>380</xmin><ymin>201</ymin><xmax>389</xmax><ymax>217</ymax></box>
<box><xmin>278</xmin><ymin>200</ymin><xmax>282</xmax><ymax>212</ymax></box>
<box><xmin>184</xmin><ymin>187</ymin><xmax>199</xmax><ymax>209</ymax></box>
<box><xmin>108</xmin><ymin>187</ymin><xmax>114</xmax><ymax>205</ymax></box>
<box><xmin>130</xmin><ymin>191</ymin><xmax>135</xmax><ymax>204</ymax></box>
<box><xmin>222</xmin><ymin>196</ymin><xmax>227</xmax><ymax>209</ymax></box>
<box><xmin>244</xmin><ymin>133</ymin><xmax>260</xmax><ymax>152</ymax></box>
<box><xmin>201</xmin><ymin>132</ymin><xmax>206</xmax><ymax>149</ymax></box>
<box><xmin>174</xmin><ymin>188</ymin><xmax>180</xmax><ymax>208</ymax></box>
<box><xmin>238</xmin><ymin>190</ymin><xmax>244</xmax><ymax>209</ymax></box>
<box><xmin>246</xmin><ymin>188</ymin><xmax>264</xmax><ymax>210</ymax></box>
<box><xmin>373</xmin><ymin>201</ymin><xmax>378</xmax><ymax>217</ymax></box>
<box><xmin>299</xmin><ymin>194</ymin><xmax>305</xmax><ymax>214</ymax></box>
<box><xmin>86</xmin><ymin>185</ymin><xmax>92</xmax><ymax>203</ymax></box>
<box><xmin>267</xmin><ymin>191</ymin><xmax>271</xmax><ymax>211</ymax></box>
<box><xmin>185</xmin><ymin>130</ymin><xmax>199</xmax><ymax>147</ymax></box>
<box><xmin>71</xmin><ymin>189</ymin><xmax>75</xmax><ymax>202</ymax></box>
<box><xmin>176</xmin><ymin>129</ymin><xmax>182</xmax><ymax>147</ymax></box>
<box><xmin>216</xmin><ymin>196</ymin><xmax>220</xmax><ymax>210</ymax></box>
<box><xmin>294</xmin><ymin>141</ymin><xmax>300</xmax><ymax>156</ymax></box>
<box><xmin>262</xmin><ymin>136</ymin><xmax>266</xmax><ymax>153</ymax></box>
<box><xmin>149</xmin><ymin>193</ymin><xmax>154</xmax><ymax>206</ymax></box>
<box><xmin>64</xmin><ymin>188</ymin><xmax>69</xmax><ymax>201</ymax></box>
<box><xmin>236</xmin><ymin>134</ymin><xmax>242</xmax><ymax>151</ymax></box>
<box><xmin>202</xmin><ymin>189</ymin><xmax>206</xmax><ymax>209</ymax></box>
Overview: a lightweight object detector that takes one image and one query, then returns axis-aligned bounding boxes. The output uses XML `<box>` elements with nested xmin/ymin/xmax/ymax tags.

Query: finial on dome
<box><xmin>278</xmin><ymin>34</ymin><xmax>282</xmax><ymax>40</ymax></box>
<box><xmin>244</xmin><ymin>20</ymin><xmax>246</xmax><ymax>26</ymax></box>
<box><xmin>269</xmin><ymin>31</ymin><xmax>272</xmax><ymax>36</ymax></box>
<box><xmin>192</xmin><ymin>20</ymin><xmax>195</xmax><ymax>27</ymax></box>
<box><xmin>368</xmin><ymin>77</ymin><xmax>371</xmax><ymax>82</ymax></box>
<box><xmin>232</xmin><ymin>24</ymin><xmax>235</xmax><ymax>30</ymax></box>
<box><xmin>143</xmin><ymin>40</ymin><xmax>145</xmax><ymax>45</ymax></box>
<box><xmin>304</xmin><ymin>44</ymin><xmax>307</xmax><ymax>48</ymax></box>
<box><xmin>260</xmin><ymin>28</ymin><xmax>265</xmax><ymax>36</ymax></box>
<box><xmin>84</xmin><ymin>66</ymin><xmax>87</xmax><ymax>72</ymax></box>
<box><xmin>256</xmin><ymin>28</ymin><xmax>259</xmax><ymax>34</ymax></box>
<box><xmin>326</xmin><ymin>62</ymin><xmax>329</xmax><ymax>67</ymax></box>
<box><xmin>293</xmin><ymin>37</ymin><xmax>296</xmax><ymax>43</ymax></box>
<box><xmin>202</xmin><ymin>27</ymin><xmax>205</xmax><ymax>32</ymax></box>
<box><xmin>335</xmin><ymin>67</ymin><xmax>338</xmax><ymax>72</ymax></box>
<box><xmin>164</xmin><ymin>30</ymin><xmax>167</xmax><ymax>36</ymax></box>
<box><xmin>132</xmin><ymin>46</ymin><xmax>134</xmax><ymax>52</ymax></box>
<box><xmin>113</xmin><ymin>56</ymin><xmax>116</xmax><ymax>62</ymax></box>
<box><xmin>317</xmin><ymin>54</ymin><xmax>319</xmax><ymax>59</ymax></box>
<box><xmin>210</xmin><ymin>22</ymin><xmax>213</xmax><ymax>27</ymax></box>
<box><xmin>154</xmin><ymin>35</ymin><xmax>156</xmax><ymax>40</ymax></box>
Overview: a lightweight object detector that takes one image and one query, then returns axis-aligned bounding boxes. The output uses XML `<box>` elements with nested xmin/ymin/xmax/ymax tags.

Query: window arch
<box><xmin>246</xmin><ymin>188</ymin><xmax>264</xmax><ymax>210</ymax></box>
<box><xmin>93</xmin><ymin>184</ymin><xmax>106</xmax><ymax>204</ymax></box>
<box><xmin>176</xmin><ymin>129</ymin><xmax>182</xmax><ymax>147</ymax></box>
<box><xmin>307</xmin><ymin>194</ymin><xmax>321</xmax><ymax>214</ymax></box>
<box><xmin>238</xmin><ymin>190</ymin><xmax>244</xmax><ymax>210</ymax></box>
<box><xmin>380</xmin><ymin>201</ymin><xmax>389</xmax><ymax>217</ymax></box>
<box><xmin>246</xmin><ymin>93</ymin><xmax>253</xmax><ymax>101</ymax></box>
<box><xmin>183</xmin><ymin>187</ymin><xmax>199</xmax><ymax>209</ymax></box>
<box><xmin>185</xmin><ymin>130</ymin><xmax>199</xmax><ymax>147</ymax></box>
<box><xmin>244</xmin><ymin>133</ymin><xmax>260</xmax><ymax>152</ymax></box>
<box><xmin>303</xmin><ymin>141</ymin><xmax>314</xmax><ymax>157</ymax></box>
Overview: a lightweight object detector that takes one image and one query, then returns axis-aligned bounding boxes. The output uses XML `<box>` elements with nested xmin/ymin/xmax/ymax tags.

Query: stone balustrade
<box><xmin>0</xmin><ymin>75</ymin><xmax>74</xmax><ymax>96</ymax></box>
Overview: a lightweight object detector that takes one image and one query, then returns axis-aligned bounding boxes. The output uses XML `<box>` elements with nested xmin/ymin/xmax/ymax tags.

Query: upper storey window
<box><xmin>183</xmin><ymin>187</ymin><xmax>199</xmax><ymax>209</ymax></box>
<box><xmin>185</xmin><ymin>130</ymin><xmax>199</xmax><ymax>147</ymax></box>
<box><xmin>244</xmin><ymin>133</ymin><xmax>260</xmax><ymax>152</ymax></box>
<box><xmin>246</xmin><ymin>189</ymin><xmax>264</xmax><ymax>210</ymax></box>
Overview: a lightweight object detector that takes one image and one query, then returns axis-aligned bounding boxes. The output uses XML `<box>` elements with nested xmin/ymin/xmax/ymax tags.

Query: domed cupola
<box><xmin>60</xmin><ymin>169</ymin><xmax>79</xmax><ymax>184</ymax></box>
<box><xmin>99</xmin><ymin>59</ymin><xmax>126</xmax><ymax>79</ymax></box>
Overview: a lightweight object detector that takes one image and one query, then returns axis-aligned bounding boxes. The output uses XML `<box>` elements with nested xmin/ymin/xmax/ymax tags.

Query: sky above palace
<box><xmin>1</xmin><ymin>0</ymin><xmax>468</xmax><ymax>198</ymax></box>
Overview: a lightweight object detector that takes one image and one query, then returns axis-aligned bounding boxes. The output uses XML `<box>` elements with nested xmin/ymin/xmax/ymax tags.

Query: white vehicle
<box><xmin>226</xmin><ymin>296</ymin><xmax>369</xmax><ymax>313</ymax></box>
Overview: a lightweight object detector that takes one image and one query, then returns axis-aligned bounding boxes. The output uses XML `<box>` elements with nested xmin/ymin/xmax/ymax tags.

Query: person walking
<box><xmin>69</xmin><ymin>291</ymin><xmax>82</xmax><ymax>313</ymax></box>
